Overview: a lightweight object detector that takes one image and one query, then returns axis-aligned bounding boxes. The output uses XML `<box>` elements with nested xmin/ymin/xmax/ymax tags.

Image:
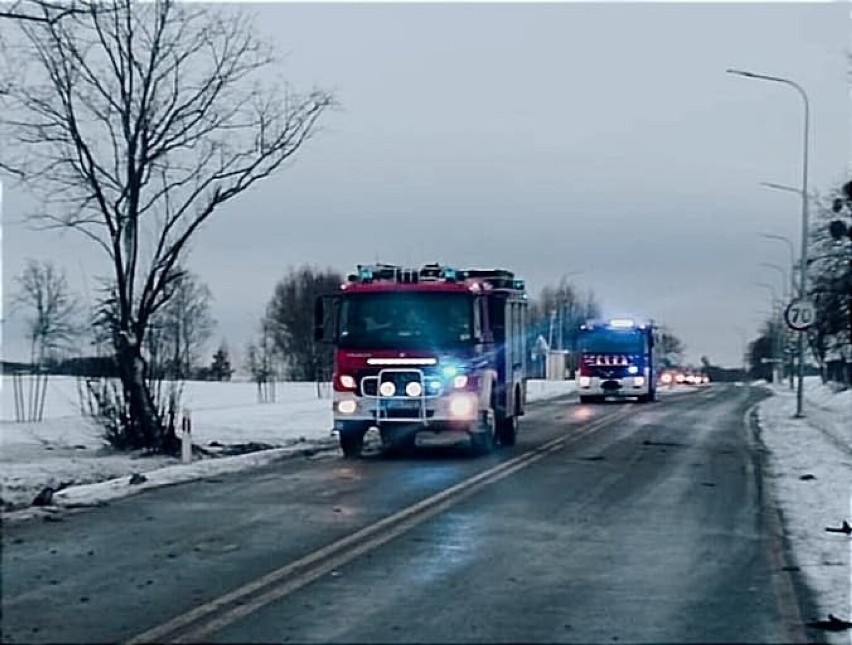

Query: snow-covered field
<box><xmin>757</xmin><ymin>378</ymin><xmax>852</xmax><ymax>642</ymax></box>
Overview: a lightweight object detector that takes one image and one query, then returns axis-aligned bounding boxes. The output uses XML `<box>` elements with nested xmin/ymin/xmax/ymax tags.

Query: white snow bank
<box><xmin>758</xmin><ymin>377</ymin><xmax>851</xmax><ymax>642</ymax></box>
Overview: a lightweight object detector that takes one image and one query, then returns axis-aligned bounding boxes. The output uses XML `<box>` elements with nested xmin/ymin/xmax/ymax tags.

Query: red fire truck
<box><xmin>314</xmin><ymin>263</ymin><xmax>529</xmax><ymax>457</ymax></box>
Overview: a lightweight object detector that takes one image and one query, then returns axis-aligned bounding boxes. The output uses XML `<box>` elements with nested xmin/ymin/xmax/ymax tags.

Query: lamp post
<box><xmin>728</xmin><ymin>68</ymin><xmax>810</xmax><ymax>416</ymax></box>
<box><xmin>755</xmin><ymin>282</ymin><xmax>783</xmax><ymax>383</ymax></box>
<box><xmin>758</xmin><ymin>233</ymin><xmax>797</xmax><ymax>297</ymax></box>
<box><xmin>760</xmin><ymin>262</ymin><xmax>795</xmax><ymax>389</ymax></box>
<box><xmin>759</xmin><ymin>262</ymin><xmax>789</xmax><ymax>300</ymax></box>
<box><xmin>759</xmin><ymin>233</ymin><xmax>798</xmax><ymax>390</ymax></box>
<box><xmin>735</xmin><ymin>326</ymin><xmax>748</xmax><ymax>379</ymax></box>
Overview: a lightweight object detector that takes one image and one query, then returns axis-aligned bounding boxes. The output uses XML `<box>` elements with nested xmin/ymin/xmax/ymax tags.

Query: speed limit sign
<box><xmin>784</xmin><ymin>298</ymin><xmax>817</xmax><ymax>331</ymax></box>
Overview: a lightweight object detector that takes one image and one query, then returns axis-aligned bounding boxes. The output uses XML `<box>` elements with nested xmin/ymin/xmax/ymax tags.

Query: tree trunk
<box><xmin>115</xmin><ymin>335</ymin><xmax>178</xmax><ymax>453</ymax></box>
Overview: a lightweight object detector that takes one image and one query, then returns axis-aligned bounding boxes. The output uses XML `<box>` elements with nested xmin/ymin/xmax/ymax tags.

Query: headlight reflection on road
<box><xmin>572</xmin><ymin>406</ymin><xmax>594</xmax><ymax>421</ymax></box>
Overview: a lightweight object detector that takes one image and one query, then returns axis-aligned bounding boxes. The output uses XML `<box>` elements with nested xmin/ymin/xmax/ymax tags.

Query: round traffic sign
<box><xmin>784</xmin><ymin>298</ymin><xmax>817</xmax><ymax>331</ymax></box>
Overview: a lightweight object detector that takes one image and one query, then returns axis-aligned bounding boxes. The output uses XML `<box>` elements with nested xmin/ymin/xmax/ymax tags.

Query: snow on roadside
<box><xmin>1</xmin><ymin>377</ymin><xmax>582</xmax><ymax>518</ymax></box>
<box><xmin>1</xmin><ymin>377</ymin><xmax>336</xmax><ymax>512</ymax></box>
<box><xmin>757</xmin><ymin>377</ymin><xmax>851</xmax><ymax>643</ymax></box>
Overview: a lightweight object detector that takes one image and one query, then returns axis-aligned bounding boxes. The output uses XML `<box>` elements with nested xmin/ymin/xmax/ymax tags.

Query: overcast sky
<box><xmin>2</xmin><ymin>2</ymin><xmax>849</xmax><ymax>368</ymax></box>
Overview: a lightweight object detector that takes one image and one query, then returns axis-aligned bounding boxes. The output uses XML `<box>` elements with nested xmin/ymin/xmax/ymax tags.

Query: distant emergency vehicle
<box><xmin>576</xmin><ymin>318</ymin><xmax>657</xmax><ymax>403</ymax></box>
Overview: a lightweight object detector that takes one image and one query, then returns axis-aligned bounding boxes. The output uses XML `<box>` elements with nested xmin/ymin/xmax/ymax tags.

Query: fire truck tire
<box><xmin>338</xmin><ymin>424</ymin><xmax>366</xmax><ymax>458</ymax></box>
<box><xmin>496</xmin><ymin>410</ymin><xmax>517</xmax><ymax>447</ymax></box>
<box><xmin>470</xmin><ymin>410</ymin><xmax>496</xmax><ymax>455</ymax></box>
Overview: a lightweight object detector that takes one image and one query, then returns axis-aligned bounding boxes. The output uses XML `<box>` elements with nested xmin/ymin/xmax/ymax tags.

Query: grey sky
<box><xmin>2</xmin><ymin>2</ymin><xmax>849</xmax><ymax>367</ymax></box>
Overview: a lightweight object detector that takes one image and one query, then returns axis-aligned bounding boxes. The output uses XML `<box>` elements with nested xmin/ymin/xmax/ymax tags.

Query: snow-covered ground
<box><xmin>757</xmin><ymin>377</ymin><xmax>852</xmax><ymax>642</ymax></box>
<box><xmin>0</xmin><ymin>376</ymin><xmax>580</xmax><ymax>515</ymax></box>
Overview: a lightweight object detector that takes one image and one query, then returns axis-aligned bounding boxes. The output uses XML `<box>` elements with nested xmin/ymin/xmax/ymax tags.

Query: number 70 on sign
<box><xmin>784</xmin><ymin>298</ymin><xmax>817</xmax><ymax>331</ymax></box>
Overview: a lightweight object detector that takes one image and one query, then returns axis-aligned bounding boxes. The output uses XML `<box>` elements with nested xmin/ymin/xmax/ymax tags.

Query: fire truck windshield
<box><xmin>579</xmin><ymin>329</ymin><xmax>646</xmax><ymax>353</ymax></box>
<box><xmin>338</xmin><ymin>292</ymin><xmax>474</xmax><ymax>349</ymax></box>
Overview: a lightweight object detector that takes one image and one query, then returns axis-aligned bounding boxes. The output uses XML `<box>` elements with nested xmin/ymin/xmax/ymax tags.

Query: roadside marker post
<box><xmin>181</xmin><ymin>408</ymin><xmax>192</xmax><ymax>464</ymax></box>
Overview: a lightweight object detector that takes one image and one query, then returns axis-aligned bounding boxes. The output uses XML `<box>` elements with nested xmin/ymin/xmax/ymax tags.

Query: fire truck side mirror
<box><xmin>314</xmin><ymin>295</ymin><xmax>339</xmax><ymax>344</ymax></box>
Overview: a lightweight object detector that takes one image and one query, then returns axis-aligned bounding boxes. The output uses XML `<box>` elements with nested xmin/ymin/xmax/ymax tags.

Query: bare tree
<box><xmin>264</xmin><ymin>265</ymin><xmax>343</xmax><ymax>382</ymax></box>
<box><xmin>152</xmin><ymin>268</ymin><xmax>215</xmax><ymax>380</ymax></box>
<box><xmin>245</xmin><ymin>319</ymin><xmax>277</xmax><ymax>403</ymax></box>
<box><xmin>526</xmin><ymin>277</ymin><xmax>602</xmax><ymax>377</ymax></box>
<box><xmin>657</xmin><ymin>326</ymin><xmax>685</xmax><ymax>367</ymax></box>
<box><xmin>13</xmin><ymin>259</ymin><xmax>78</xmax><ymax>365</ymax></box>
<box><xmin>11</xmin><ymin>259</ymin><xmax>78</xmax><ymax>421</ymax></box>
<box><xmin>0</xmin><ymin>0</ymin><xmax>333</xmax><ymax>451</ymax></box>
<box><xmin>0</xmin><ymin>0</ymin><xmax>101</xmax><ymax>24</ymax></box>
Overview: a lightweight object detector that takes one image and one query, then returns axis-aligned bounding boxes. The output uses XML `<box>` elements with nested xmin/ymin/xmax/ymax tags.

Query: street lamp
<box><xmin>755</xmin><ymin>282</ymin><xmax>784</xmax><ymax>383</ymax></box>
<box><xmin>758</xmin><ymin>233</ymin><xmax>797</xmax><ymax>297</ymax></box>
<box><xmin>759</xmin><ymin>262</ymin><xmax>789</xmax><ymax>300</ymax></box>
<box><xmin>759</xmin><ymin>262</ymin><xmax>795</xmax><ymax>390</ymax></box>
<box><xmin>754</xmin><ymin>281</ymin><xmax>779</xmax><ymax>303</ymax></box>
<box><xmin>759</xmin><ymin>181</ymin><xmax>818</xmax><ymax>199</ymax></box>
<box><xmin>728</xmin><ymin>68</ymin><xmax>810</xmax><ymax>417</ymax></box>
<box><xmin>734</xmin><ymin>326</ymin><xmax>748</xmax><ymax>378</ymax></box>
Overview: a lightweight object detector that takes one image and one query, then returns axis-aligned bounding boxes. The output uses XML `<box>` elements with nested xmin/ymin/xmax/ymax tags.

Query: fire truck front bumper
<box><xmin>332</xmin><ymin>391</ymin><xmax>481</xmax><ymax>430</ymax></box>
<box><xmin>576</xmin><ymin>374</ymin><xmax>650</xmax><ymax>397</ymax></box>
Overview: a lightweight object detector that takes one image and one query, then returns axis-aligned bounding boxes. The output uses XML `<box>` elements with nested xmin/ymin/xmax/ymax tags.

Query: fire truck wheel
<box><xmin>471</xmin><ymin>411</ymin><xmax>496</xmax><ymax>455</ymax></box>
<box><xmin>496</xmin><ymin>410</ymin><xmax>517</xmax><ymax>447</ymax></box>
<box><xmin>338</xmin><ymin>424</ymin><xmax>366</xmax><ymax>458</ymax></box>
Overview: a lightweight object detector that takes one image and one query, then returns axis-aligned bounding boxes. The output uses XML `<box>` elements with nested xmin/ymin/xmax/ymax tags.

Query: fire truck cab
<box><xmin>576</xmin><ymin>318</ymin><xmax>657</xmax><ymax>403</ymax></box>
<box><xmin>314</xmin><ymin>263</ymin><xmax>528</xmax><ymax>457</ymax></box>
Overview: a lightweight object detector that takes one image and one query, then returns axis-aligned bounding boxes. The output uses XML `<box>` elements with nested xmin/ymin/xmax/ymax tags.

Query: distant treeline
<box><xmin>1</xmin><ymin>356</ymin><xmax>235</xmax><ymax>381</ymax></box>
<box><xmin>702</xmin><ymin>367</ymin><xmax>747</xmax><ymax>383</ymax></box>
<box><xmin>2</xmin><ymin>357</ymin><xmax>120</xmax><ymax>378</ymax></box>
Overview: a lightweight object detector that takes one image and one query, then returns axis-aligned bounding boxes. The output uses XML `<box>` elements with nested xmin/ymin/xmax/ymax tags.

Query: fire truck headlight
<box><xmin>379</xmin><ymin>381</ymin><xmax>396</xmax><ymax>397</ymax></box>
<box><xmin>339</xmin><ymin>374</ymin><xmax>356</xmax><ymax>389</ymax></box>
<box><xmin>442</xmin><ymin>365</ymin><xmax>459</xmax><ymax>378</ymax></box>
<box><xmin>633</xmin><ymin>376</ymin><xmax>646</xmax><ymax>387</ymax></box>
<box><xmin>449</xmin><ymin>394</ymin><xmax>476</xmax><ymax>419</ymax></box>
<box><xmin>579</xmin><ymin>376</ymin><xmax>591</xmax><ymax>388</ymax></box>
<box><xmin>338</xmin><ymin>400</ymin><xmax>357</xmax><ymax>414</ymax></box>
<box><xmin>627</xmin><ymin>365</ymin><xmax>639</xmax><ymax>375</ymax></box>
<box><xmin>405</xmin><ymin>381</ymin><xmax>423</xmax><ymax>397</ymax></box>
<box><xmin>453</xmin><ymin>374</ymin><xmax>468</xmax><ymax>389</ymax></box>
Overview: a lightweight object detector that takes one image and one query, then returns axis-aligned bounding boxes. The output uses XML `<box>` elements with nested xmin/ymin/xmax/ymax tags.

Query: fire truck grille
<box><xmin>360</xmin><ymin>371</ymin><xmax>443</xmax><ymax>397</ymax></box>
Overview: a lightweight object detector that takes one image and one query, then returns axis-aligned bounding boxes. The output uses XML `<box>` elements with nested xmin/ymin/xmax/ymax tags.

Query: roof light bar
<box><xmin>608</xmin><ymin>318</ymin><xmax>636</xmax><ymax>328</ymax></box>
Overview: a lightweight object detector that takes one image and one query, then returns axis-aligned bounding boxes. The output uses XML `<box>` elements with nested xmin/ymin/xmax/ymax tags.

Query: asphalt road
<box><xmin>2</xmin><ymin>384</ymin><xmax>819</xmax><ymax>643</ymax></box>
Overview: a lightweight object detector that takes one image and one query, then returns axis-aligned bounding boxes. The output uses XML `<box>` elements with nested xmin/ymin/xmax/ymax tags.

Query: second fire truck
<box><xmin>314</xmin><ymin>263</ymin><xmax>528</xmax><ymax>457</ymax></box>
<box><xmin>575</xmin><ymin>318</ymin><xmax>658</xmax><ymax>403</ymax></box>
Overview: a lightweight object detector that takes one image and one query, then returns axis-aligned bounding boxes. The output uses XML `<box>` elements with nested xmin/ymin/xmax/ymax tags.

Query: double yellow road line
<box><xmin>127</xmin><ymin>404</ymin><xmax>634</xmax><ymax>644</ymax></box>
